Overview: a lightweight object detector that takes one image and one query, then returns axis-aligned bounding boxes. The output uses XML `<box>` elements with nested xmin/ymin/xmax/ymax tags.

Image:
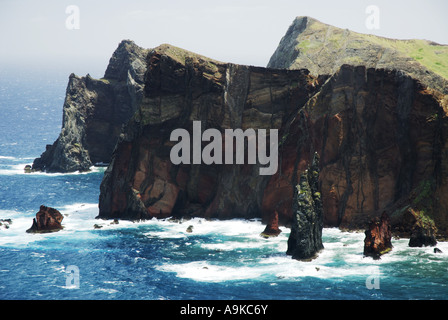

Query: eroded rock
<box><xmin>286</xmin><ymin>153</ymin><xmax>324</xmax><ymax>261</ymax></box>
<box><xmin>26</xmin><ymin>205</ymin><xmax>63</xmax><ymax>233</ymax></box>
<box><xmin>260</xmin><ymin>211</ymin><xmax>282</xmax><ymax>238</ymax></box>
<box><xmin>363</xmin><ymin>212</ymin><xmax>393</xmax><ymax>259</ymax></box>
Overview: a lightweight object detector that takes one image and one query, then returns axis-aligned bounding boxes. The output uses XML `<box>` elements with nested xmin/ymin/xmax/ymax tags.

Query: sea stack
<box><xmin>260</xmin><ymin>211</ymin><xmax>282</xmax><ymax>238</ymax></box>
<box><xmin>26</xmin><ymin>205</ymin><xmax>64</xmax><ymax>233</ymax></box>
<box><xmin>363</xmin><ymin>212</ymin><xmax>393</xmax><ymax>259</ymax></box>
<box><xmin>286</xmin><ymin>153</ymin><xmax>324</xmax><ymax>261</ymax></box>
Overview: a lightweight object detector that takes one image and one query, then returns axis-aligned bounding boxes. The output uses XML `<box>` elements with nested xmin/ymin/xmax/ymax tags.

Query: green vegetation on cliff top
<box><xmin>359</xmin><ymin>35</ymin><xmax>448</xmax><ymax>80</ymax></box>
<box><xmin>279</xmin><ymin>16</ymin><xmax>448</xmax><ymax>82</ymax></box>
<box><xmin>307</xmin><ymin>17</ymin><xmax>448</xmax><ymax>80</ymax></box>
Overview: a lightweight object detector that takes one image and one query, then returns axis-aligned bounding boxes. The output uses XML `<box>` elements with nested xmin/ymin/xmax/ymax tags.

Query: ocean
<box><xmin>0</xmin><ymin>67</ymin><xmax>447</xmax><ymax>301</ymax></box>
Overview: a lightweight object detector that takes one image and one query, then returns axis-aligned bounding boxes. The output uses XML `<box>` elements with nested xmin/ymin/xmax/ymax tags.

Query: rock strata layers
<box><xmin>97</xmin><ymin>44</ymin><xmax>322</xmax><ymax>222</ymax></box>
<box><xmin>94</xmin><ymin>43</ymin><xmax>448</xmax><ymax>238</ymax></box>
<box><xmin>32</xmin><ymin>20</ymin><xmax>448</xmax><ymax>237</ymax></box>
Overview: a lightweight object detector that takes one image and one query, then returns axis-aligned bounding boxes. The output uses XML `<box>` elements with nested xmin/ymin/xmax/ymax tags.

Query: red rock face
<box><xmin>98</xmin><ymin>44</ymin><xmax>321</xmax><ymax>222</ymax></box>
<box><xmin>364</xmin><ymin>212</ymin><xmax>393</xmax><ymax>259</ymax></box>
<box><xmin>26</xmin><ymin>205</ymin><xmax>63</xmax><ymax>233</ymax></box>
<box><xmin>97</xmin><ymin>46</ymin><xmax>448</xmax><ymax>238</ymax></box>
<box><xmin>260</xmin><ymin>211</ymin><xmax>282</xmax><ymax>238</ymax></box>
<box><xmin>267</xmin><ymin>65</ymin><xmax>448</xmax><ymax>236</ymax></box>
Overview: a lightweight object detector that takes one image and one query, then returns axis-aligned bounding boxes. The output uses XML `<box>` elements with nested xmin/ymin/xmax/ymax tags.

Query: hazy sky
<box><xmin>1</xmin><ymin>0</ymin><xmax>447</xmax><ymax>78</ymax></box>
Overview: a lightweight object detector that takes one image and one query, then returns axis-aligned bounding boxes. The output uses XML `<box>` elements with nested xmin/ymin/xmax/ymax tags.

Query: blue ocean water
<box><xmin>0</xmin><ymin>68</ymin><xmax>447</xmax><ymax>300</ymax></box>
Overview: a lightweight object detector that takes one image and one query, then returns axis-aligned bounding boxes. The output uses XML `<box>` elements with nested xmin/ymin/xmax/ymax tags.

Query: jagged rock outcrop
<box><xmin>268</xmin><ymin>16</ymin><xmax>448</xmax><ymax>95</ymax></box>
<box><xmin>407</xmin><ymin>206</ymin><xmax>438</xmax><ymax>247</ymax></box>
<box><xmin>286</xmin><ymin>153</ymin><xmax>324</xmax><ymax>260</ymax></box>
<box><xmin>32</xmin><ymin>40</ymin><xmax>149</xmax><ymax>172</ymax></box>
<box><xmin>364</xmin><ymin>212</ymin><xmax>393</xmax><ymax>259</ymax></box>
<box><xmin>26</xmin><ymin>205</ymin><xmax>63</xmax><ymax>233</ymax></box>
<box><xmin>260</xmin><ymin>211</ymin><xmax>282</xmax><ymax>238</ymax></box>
<box><xmin>409</xmin><ymin>224</ymin><xmax>437</xmax><ymax>247</ymax></box>
<box><xmin>97</xmin><ymin>44</ymin><xmax>322</xmax><ymax>221</ymax></box>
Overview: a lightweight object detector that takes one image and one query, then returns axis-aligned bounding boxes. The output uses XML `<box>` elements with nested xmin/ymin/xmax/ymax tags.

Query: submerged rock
<box><xmin>0</xmin><ymin>219</ymin><xmax>12</xmax><ymax>229</ymax></box>
<box><xmin>363</xmin><ymin>212</ymin><xmax>393</xmax><ymax>259</ymax></box>
<box><xmin>286</xmin><ymin>153</ymin><xmax>324</xmax><ymax>261</ymax></box>
<box><xmin>26</xmin><ymin>205</ymin><xmax>63</xmax><ymax>233</ymax></box>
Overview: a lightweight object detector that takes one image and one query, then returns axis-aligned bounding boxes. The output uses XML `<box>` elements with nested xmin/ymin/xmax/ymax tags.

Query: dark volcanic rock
<box><xmin>286</xmin><ymin>153</ymin><xmax>324</xmax><ymax>260</ymax></box>
<box><xmin>97</xmin><ymin>44</ymin><xmax>321</xmax><ymax>221</ymax></box>
<box><xmin>32</xmin><ymin>40</ymin><xmax>149</xmax><ymax>173</ymax></box>
<box><xmin>96</xmin><ymin>44</ymin><xmax>448</xmax><ymax>239</ymax></box>
<box><xmin>409</xmin><ymin>224</ymin><xmax>437</xmax><ymax>247</ymax></box>
<box><xmin>35</xmin><ymin>30</ymin><xmax>448</xmax><ymax>238</ymax></box>
<box><xmin>364</xmin><ymin>212</ymin><xmax>393</xmax><ymax>259</ymax></box>
<box><xmin>26</xmin><ymin>205</ymin><xmax>63</xmax><ymax>233</ymax></box>
<box><xmin>0</xmin><ymin>219</ymin><xmax>12</xmax><ymax>229</ymax></box>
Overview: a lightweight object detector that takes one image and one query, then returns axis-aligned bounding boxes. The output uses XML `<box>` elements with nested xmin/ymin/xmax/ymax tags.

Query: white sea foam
<box><xmin>1</xmin><ymin>209</ymin><xmax>446</xmax><ymax>284</ymax></box>
<box><xmin>153</xmin><ymin>225</ymin><xmax>448</xmax><ymax>283</ymax></box>
<box><xmin>157</xmin><ymin>261</ymin><xmax>267</xmax><ymax>282</ymax></box>
<box><xmin>0</xmin><ymin>203</ymin><xmax>102</xmax><ymax>247</ymax></box>
<box><xmin>0</xmin><ymin>163</ymin><xmax>104</xmax><ymax>176</ymax></box>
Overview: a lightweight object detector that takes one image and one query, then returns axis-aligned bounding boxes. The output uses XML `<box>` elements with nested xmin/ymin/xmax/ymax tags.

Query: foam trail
<box><xmin>0</xmin><ymin>163</ymin><xmax>104</xmax><ymax>176</ymax></box>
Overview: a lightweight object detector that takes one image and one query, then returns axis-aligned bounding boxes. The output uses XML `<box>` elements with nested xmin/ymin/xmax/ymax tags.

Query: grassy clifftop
<box><xmin>268</xmin><ymin>16</ymin><xmax>448</xmax><ymax>94</ymax></box>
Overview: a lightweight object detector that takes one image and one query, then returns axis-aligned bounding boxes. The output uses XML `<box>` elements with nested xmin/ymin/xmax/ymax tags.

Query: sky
<box><xmin>0</xmin><ymin>0</ymin><xmax>447</xmax><ymax>78</ymax></box>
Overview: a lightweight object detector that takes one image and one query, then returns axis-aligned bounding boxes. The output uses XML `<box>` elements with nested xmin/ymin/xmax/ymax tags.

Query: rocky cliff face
<box><xmin>33</xmin><ymin>19</ymin><xmax>448</xmax><ymax>238</ymax></box>
<box><xmin>32</xmin><ymin>40</ymin><xmax>148</xmax><ymax>172</ymax></box>
<box><xmin>97</xmin><ymin>44</ymin><xmax>448</xmax><ymax>239</ymax></box>
<box><xmin>260</xmin><ymin>63</ymin><xmax>448</xmax><ymax>236</ymax></box>
<box><xmin>301</xmin><ymin>65</ymin><xmax>448</xmax><ymax>235</ymax></box>
<box><xmin>268</xmin><ymin>16</ymin><xmax>448</xmax><ymax>95</ymax></box>
<box><xmin>98</xmin><ymin>44</ymin><xmax>322</xmax><ymax>221</ymax></box>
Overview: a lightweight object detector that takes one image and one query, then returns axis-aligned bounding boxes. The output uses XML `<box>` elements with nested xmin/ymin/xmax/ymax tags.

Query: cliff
<box><xmin>97</xmin><ymin>44</ymin><xmax>448</xmax><ymax>238</ymax></box>
<box><xmin>97</xmin><ymin>43</ymin><xmax>322</xmax><ymax>222</ymax></box>
<box><xmin>284</xmin><ymin>64</ymin><xmax>448</xmax><ymax>236</ymax></box>
<box><xmin>32</xmin><ymin>19</ymin><xmax>448</xmax><ymax>238</ymax></box>
<box><xmin>32</xmin><ymin>40</ymin><xmax>149</xmax><ymax>172</ymax></box>
<box><xmin>268</xmin><ymin>16</ymin><xmax>448</xmax><ymax>95</ymax></box>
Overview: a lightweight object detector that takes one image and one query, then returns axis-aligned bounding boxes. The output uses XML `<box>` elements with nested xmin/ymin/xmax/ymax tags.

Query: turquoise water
<box><xmin>0</xmin><ymin>68</ymin><xmax>447</xmax><ymax>300</ymax></box>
